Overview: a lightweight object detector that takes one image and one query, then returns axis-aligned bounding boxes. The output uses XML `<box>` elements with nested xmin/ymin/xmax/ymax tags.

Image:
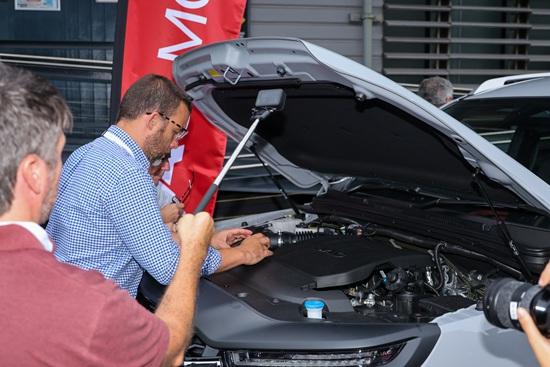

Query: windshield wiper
<box><xmin>413</xmin><ymin>198</ymin><xmax>549</xmax><ymax>217</ymax></box>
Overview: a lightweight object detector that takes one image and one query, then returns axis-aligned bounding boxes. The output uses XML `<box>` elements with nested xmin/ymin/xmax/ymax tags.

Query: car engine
<box><xmin>214</xmin><ymin>212</ymin><xmax>489</xmax><ymax>323</ymax></box>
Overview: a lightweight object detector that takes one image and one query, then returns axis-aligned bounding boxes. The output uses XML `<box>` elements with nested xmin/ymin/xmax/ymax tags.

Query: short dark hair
<box><xmin>0</xmin><ymin>63</ymin><xmax>73</xmax><ymax>215</ymax></box>
<box><xmin>116</xmin><ymin>74</ymin><xmax>192</xmax><ymax>122</ymax></box>
<box><xmin>418</xmin><ymin>76</ymin><xmax>453</xmax><ymax>107</ymax></box>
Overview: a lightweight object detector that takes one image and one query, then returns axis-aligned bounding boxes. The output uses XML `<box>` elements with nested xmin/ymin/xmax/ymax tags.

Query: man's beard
<box><xmin>39</xmin><ymin>170</ymin><xmax>58</xmax><ymax>224</ymax></box>
<box><xmin>143</xmin><ymin>128</ymin><xmax>168</xmax><ymax>162</ymax></box>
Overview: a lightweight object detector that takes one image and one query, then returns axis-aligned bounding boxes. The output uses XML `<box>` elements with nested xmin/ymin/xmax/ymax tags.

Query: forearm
<box><xmin>216</xmin><ymin>247</ymin><xmax>245</xmax><ymax>273</ymax></box>
<box><xmin>155</xmin><ymin>250</ymin><xmax>203</xmax><ymax>366</ymax></box>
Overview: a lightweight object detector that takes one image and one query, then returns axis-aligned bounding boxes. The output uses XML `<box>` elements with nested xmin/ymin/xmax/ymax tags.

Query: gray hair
<box><xmin>0</xmin><ymin>63</ymin><xmax>73</xmax><ymax>215</ymax></box>
<box><xmin>418</xmin><ymin>76</ymin><xmax>454</xmax><ymax>107</ymax></box>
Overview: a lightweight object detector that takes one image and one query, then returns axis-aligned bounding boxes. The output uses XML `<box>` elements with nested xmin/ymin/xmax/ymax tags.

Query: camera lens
<box><xmin>531</xmin><ymin>287</ymin><xmax>550</xmax><ymax>334</ymax></box>
<box><xmin>482</xmin><ymin>278</ymin><xmax>550</xmax><ymax>337</ymax></box>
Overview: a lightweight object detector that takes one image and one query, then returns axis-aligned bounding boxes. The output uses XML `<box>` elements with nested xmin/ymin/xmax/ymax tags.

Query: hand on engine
<box><xmin>210</xmin><ymin>228</ymin><xmax>253</xmax><ymax>249</ymax></box>
<box><xmin>237</xmin><ymin>233</ymin><xmax>272</xmax><ymax>265</ymax></box>
<box><xmin>216</xmin><ymin>233</ymin><xmax>272</xmax><ymax>272</ymax></box>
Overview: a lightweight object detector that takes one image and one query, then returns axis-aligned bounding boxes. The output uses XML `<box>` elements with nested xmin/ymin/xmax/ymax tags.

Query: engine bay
<box><xmin>211</xmin><ymin>212</ymin><xmax>493</xmax><ymax>324</ymax></box>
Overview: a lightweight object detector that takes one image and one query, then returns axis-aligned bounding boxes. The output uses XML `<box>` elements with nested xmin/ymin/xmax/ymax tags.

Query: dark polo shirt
<box><xmin>0</xmin><ymin>224</ymin><xmax>168</xmax><ymax>366</ymax></box>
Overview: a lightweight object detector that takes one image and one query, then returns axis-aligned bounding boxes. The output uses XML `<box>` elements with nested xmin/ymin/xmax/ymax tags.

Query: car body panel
<box><xmin>173</xmin><ymin>37</ymin><xmax>550</xmax><ymax>212</ymax></box>
<box><xmin>469</xmin><ymin>76</ymin><xmax>550</xmax><ymax>99</ymax></box>
<box><xmin>423</xmin><ymin>306</ymin><xmax>537</xmax><ymax>366</ymax></box>
<box><xmin>145</xmin><ymin>38</ymin><xmax>550</xmax><ymax>367</ymax></box>
<box><xmin>474</xmin><ymin>72</ymin><xmax>550</xmax><ymax>94</ymax></box>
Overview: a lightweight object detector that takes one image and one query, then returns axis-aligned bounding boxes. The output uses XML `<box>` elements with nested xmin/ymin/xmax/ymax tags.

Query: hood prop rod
<box><xmin>472</xmin><ymin>168</ymin><xmax>533</xmax><ymax>282</ymax></box>
<box><xmin>194</xmin><ymin>89</ymin><xmax>286</xmax><ymax>213</ymax></box>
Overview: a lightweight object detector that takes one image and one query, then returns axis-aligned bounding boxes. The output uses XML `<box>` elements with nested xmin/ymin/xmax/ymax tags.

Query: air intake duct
<box><xmin>264</xmin><ymin>230</ymin><xmax>325</xmax><ymax>249</ymax></box>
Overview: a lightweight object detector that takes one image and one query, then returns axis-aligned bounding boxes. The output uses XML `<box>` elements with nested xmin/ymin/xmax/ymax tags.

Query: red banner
<box><xmin>113</xmin><ymin>0</ymin><xmax>247</xmax><ymax>214</ymax></box>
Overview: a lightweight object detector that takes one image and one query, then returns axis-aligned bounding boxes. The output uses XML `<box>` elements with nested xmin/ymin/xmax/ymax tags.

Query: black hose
<box><xmin>372</xmin><ymin>226</ymin><xmax>522</xmax><ymax>278</ymax></box>
<box><xmin>434</xmin><ymin>242</ymin><xmax>447</xmax><ymax>291</ymax></box>
<box><xmin>265</xmin><ymin>231</ymin><xmax>326</xmax><ymax>248</ymax></box>
<box><xmin>364</xmin><ymin>278</ymin><xmax>383</xmax><ymax>293</ymax></box>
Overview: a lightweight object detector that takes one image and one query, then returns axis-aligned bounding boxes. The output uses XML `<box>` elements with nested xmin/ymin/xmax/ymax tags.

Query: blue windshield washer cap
<box><xmin>304</xmin><ymin>300</ymin><xmax>325</xmax><ymax>310</ymax></box>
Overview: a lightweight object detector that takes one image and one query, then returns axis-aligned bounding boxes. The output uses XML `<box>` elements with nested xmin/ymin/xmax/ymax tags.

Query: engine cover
<box><xmin>272</xmin><ymin>235</ymin><xmax>432</xmax><ymax>288</ymax></box>
<box><xmin>209</xmin><ymin>235</ymin><xmax>432</xmax><ymax>314</ymax></box>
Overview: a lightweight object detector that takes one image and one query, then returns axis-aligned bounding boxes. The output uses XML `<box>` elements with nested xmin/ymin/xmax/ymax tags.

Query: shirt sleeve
<box><xmin>202</xmin><ymin>246</ymin><xmax>221</xmax><ymax>276</ymax></box>
<box><xmin>87</xmin><ymin>287</ymin><xmax>169</xmax><ymax>367</ymax></box>
<box><xmin>104</xmin><ymin>167</ymin><xmax>221</xmax><ymax>283</ymax></box>
<box><xmin>104</xmin><ymin>167</ymin><xmax>180</xmax><ymax>285</ymax></box>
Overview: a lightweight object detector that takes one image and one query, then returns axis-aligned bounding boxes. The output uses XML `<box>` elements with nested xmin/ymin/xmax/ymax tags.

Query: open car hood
<box><xmin>173</xmin><ymin>37</ymin><xmax>550</xmax><ymax>211</ymax></box>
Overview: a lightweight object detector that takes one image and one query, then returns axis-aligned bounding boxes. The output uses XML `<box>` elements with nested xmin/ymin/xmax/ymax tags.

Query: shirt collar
<box><xmin>106</xmin><ymin>125</ymin><xmax>150</xmax><ymax>170</ymax></box>
<box><xmin>0</xmin><ymin>221</ymin><xmax>53</xmax><ymax>252</ymax></box>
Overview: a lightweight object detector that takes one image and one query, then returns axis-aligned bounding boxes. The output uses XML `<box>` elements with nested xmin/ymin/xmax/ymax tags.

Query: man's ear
<box><xmin>145</xmin><ymin>112</ymin><xmax>158</xmax><ymax>131</ymax></box>
<box><xmin>19</xmin><ymin>154</ymin><xmax>48</xmax><ymax>195</ymax></box>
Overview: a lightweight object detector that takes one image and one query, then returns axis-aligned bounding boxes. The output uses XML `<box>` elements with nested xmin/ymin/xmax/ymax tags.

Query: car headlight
<box><xmin>223</xmin><ymin>342</ymin><xmax>405</xmax><ymax>367</ymax></box>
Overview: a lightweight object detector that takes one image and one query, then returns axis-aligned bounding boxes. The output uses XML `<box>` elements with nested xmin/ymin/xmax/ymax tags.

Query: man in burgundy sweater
<box><xmin>0</xmin><ymin>65</ymin><xmax>213</xmax><ymax>365</ymax></box>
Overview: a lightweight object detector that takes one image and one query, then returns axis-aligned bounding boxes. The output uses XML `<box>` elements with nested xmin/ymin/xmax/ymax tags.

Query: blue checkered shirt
<box><xmin>47</xmin><ymin>125</ymin><xmax>221</xmax><ymax>297</ymax></box>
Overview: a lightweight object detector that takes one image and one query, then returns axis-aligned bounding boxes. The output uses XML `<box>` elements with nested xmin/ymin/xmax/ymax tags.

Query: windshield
<box><xmin>445</xmin><ymin>97</ymin><xmax>550</xmax><ymax>184</ymax></box>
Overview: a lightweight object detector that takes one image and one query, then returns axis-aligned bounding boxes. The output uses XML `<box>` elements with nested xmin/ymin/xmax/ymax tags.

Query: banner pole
<box><xmin>109</xmin><ymin>0</ymin><xmax>129</xmax><ymax>124</ymax></box>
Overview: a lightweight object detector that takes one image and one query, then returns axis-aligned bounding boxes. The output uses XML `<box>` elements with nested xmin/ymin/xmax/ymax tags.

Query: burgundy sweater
<box><xmin>0</xmin><ymin>224</ymin><xmax>168</xmax><ymax>366</ymax></box>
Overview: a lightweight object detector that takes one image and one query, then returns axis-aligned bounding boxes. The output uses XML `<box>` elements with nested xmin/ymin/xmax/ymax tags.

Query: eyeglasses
<box><xmin>146</xmin><ymin>111</ymin><xmax>189</xmax><ymax>140</ymax></box>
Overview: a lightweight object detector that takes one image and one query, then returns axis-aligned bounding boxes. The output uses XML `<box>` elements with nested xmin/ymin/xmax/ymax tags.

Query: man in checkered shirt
<box><xmin>47</xmin><ymin>74</ymin><xmax>272</xmax><ymax>297</ymax></box>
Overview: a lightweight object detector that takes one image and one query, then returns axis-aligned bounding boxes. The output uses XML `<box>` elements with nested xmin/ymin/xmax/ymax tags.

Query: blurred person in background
<box><xmin>418</xmin><ymin>76</ymin><xmax>454</xmax><ymax>107</ymax></box>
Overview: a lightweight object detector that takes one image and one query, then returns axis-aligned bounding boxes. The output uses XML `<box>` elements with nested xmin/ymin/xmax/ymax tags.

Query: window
<box><xmin>445</xmin><ymin>97</ymin><xmax>550</xmax><ymax>183</ymax></box>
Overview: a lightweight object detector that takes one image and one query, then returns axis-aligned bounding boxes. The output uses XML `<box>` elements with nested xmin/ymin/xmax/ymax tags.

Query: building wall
<box><xmin>247</xmin><ymin>0</ymin><xmax>550</xmax><ymax>89</ymax></box>
<box><xmin>0</xmin><ymin>0</ymin><xmax>117</xmax><ymax>157</ymax></box>
<box><xmin>3</xmin><ymin>0</ymin><xmax>550</xmax><ymax>156</ymax></box>
<box><xmin>247</xmin><ymin>0</ymin><xmax>384</xmax><ymax>72</ymax></box>
<box><xmin>382</xmin><ymin>0</ymin><xmax>550</xmax><ymax>87</ymax></box>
